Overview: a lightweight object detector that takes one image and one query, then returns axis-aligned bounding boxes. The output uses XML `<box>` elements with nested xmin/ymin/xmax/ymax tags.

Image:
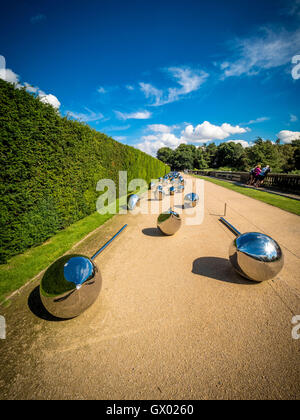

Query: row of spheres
<box><xmin>40</xmin><ymin>173</ymin><xmax>284</xmax><ymax>320</ymax></box>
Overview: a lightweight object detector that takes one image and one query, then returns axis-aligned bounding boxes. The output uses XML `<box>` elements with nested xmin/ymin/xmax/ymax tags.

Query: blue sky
<box><xmin>0</xmin><ymin>0</ymin><xmax>300</xmax><ymax>155</ymax></box>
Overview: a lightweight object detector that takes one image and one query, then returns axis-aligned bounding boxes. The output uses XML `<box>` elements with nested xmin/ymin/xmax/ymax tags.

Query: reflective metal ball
<box><xmin>155</xmin><ymin>186</ymin><xmax>165</xmax><ymax>200</ymax></box>
<box><xmin>229</xmin><ymin>232</ymin><xmax>284</xmax><ymax>282</ymax></box>
<box><xmin>177</xmin><ymin>185</ymin><xmax>184</xmax><ymax>193</ymax></box>
<box><xmin>157</xmin><ymin>210</ymin><xmax>182</xmax><ymax>236</ymax></box>
<box><xmin>184</xmin><ymin>192</ymin><xmax>199</xmax><ymax>207</ymax></box>
<box><xmin>149</xmin><ymin>182</ymin><xmax>155</xmax><ymax>190</ymax></box>
<box><xmin>40</xmin><ymin>255</ymin><xmax>102</xmax><ymax>319</ymax></box>
<box><xmin>127</xmin><ymin>194</ymin><xmax>140</xmax><ymax>210</ymax></box>
<box><xmin>170</xmin><ymin>186</ymin><xmax>175</xmax><ymax>196</ymax></box>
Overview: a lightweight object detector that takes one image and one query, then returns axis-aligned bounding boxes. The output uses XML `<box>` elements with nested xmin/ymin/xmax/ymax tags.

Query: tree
<box><xmin>203</xmin><ymin>143</ymin><xmax>218</xmax><ymax>168</ymax></box>
<box><xmin>194</xmin><ymin>147</ymin><xmax>208</xmax><ymax>169</ymax></box>
<box><xmin>171</xmin><ymin>144</ymin><xmax>195</xmax><ymax>170</ymax></box>
<box><xmin>246</xmin><ymin>139</ymin><xmax>284</xmax><ymax>172</ymax></box>
<box><xmin>157</xmin><ymin>147</ymin><xmax>173</xmax><ymax>166</ymax></box>
<box><xmin>215</xmin><ymin>142</ymin><xmax>246</xmax><ymax>170</ymax></box>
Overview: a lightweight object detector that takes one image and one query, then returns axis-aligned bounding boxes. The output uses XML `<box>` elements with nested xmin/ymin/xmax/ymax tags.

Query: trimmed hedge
<box><xmin>0</xmin><ymin>80</ymin><xmax>169</xmax><ymax>263</ymax></box>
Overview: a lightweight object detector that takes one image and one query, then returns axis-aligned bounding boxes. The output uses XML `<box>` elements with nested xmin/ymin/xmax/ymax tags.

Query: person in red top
<box><xmin>253</xmin><ymin>164</ymin><xmax>262</xmax><ymax>185</ymax></box>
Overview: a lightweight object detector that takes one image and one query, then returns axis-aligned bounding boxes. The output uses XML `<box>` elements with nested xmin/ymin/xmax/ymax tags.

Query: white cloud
<box><xmin>226</xmin><ymin>140</ymin><xmax>252</xmax><ymax>148</ymax></box>
<box><xmin>0</xmin><ymin>55</ymin><xmax>5</xmax><ymax>70</ymax></box>
<box><xmin>68</xmin><ymin>107</ymin><xmax>104</xmax><ymax>122</ymax></box>
<box><xmin>24</xmin><ymin>82</ymin><xmax>39</xmax><ymax>93</ymax></box>
<box><xmin>221</xmin><ymin>27</ymin><xmax>300</xmax><ymax>78</ymax></box>
<box><xmin>277</xmin><ymin>130</ymin><xmax>300</xmax><ymax>143</ymax></box>
<box><xmin>139</xmin><ymin>82</ymin><xmax>163</xmax><ymax>106</ymax></box>
<box><xmin>290</xmin><ymin>114</ymin><xmax>298</xmax><ymax>122</ymax></box>
<box><xmin>181</xmin><ymin>121</ymin><xmax>247</xmax><ymax>143</ymax></box>
<box><xmin>146</xmin><ymin>124</ymin><xmax>173</xmax><ymax>133</ymax></box>
<box><xmin>0</xmin><ymin>64</ymin><xmax>20</xmax><ymax>84</ymax></box>
<box><xmin>97</xmin><ymin>86</ymin><xmax>106</xmax><ymax>94</ymax></box>
<box><xmin>0</xmin><ymin>55</ymin><xmax>60</xmax><ymax>109</ymax></box>
<box><xmin>136</xmin><ymin>120</ymin><xmax>248</xmax><ymax>156</ymax></box>
<box><xmin>137</xmin><ymin>132</ymin><xmax>184</xmax><ymax>156</ymax></box>
<box><xmin>140</xmin><ymin>66</ymin><xmax>209</xmax><ymax>106</ymax></box>
<box><xmin>38</xmin><ymin>92</ymin><xmax>61</xmax><ymax>109</ymax></box>
<box><xmin>115</xmin><ymin>110</ymin><xmax>152</xmax><ymax>120</ymax></box>
<box><xmin>241</xmin><ymin>116</ymin><xmax>270</xmax><ymax>125</ymax></box>
<box><xmin>125</xmin><ymin>85</ymin><xmax>135</xmax><ymax>91</ymax></box>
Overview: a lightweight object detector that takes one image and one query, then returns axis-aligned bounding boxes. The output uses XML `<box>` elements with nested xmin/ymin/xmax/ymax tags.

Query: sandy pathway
<box><xmin>0</xmin><ymin>176</ymin><xmax>299</xmax><ymax>400</ymax></box>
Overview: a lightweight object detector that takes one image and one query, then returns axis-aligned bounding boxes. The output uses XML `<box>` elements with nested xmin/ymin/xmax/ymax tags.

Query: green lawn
<box><xmin>194</xmin><ymin>175</ymin><xmax>300</xmax><ymax>216</ymax></box>
<box><xmin>0</xmin><ymin>184</ymin><xmax>152</xmax><ymax>305</ymax></box>
<box><xmin>0</xmin><ymin>210</ymin><xmax>115</xmax><ymax>304</ymax></box>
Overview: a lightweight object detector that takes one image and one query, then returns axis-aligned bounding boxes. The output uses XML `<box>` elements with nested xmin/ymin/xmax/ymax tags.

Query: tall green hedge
<box><xmin>0</xmin><ymin>80</ymin><xmax>169</xmax><ymax>263</ymax></box>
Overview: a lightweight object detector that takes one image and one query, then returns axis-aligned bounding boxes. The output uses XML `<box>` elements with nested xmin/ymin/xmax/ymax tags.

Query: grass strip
<box><xmin>194</xmin><ymin>176</ymin><xmax>300</xmax><ymax>216</ymax></box>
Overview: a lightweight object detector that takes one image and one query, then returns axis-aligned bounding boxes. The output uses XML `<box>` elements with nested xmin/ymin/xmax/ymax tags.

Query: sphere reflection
<box><xmin>40</xmin><ymin>254</ymin><xmax>102</xmax><ymax>319</ymax></box>
<box><xmin>229</xmin><ymin>232</ymin><xmax>284</xmax><ymax>282</ymax></box>
<box><xmin>157</xmin><ymin>210</ymin><xmax>182</xmax><ymax>236</ymax></box>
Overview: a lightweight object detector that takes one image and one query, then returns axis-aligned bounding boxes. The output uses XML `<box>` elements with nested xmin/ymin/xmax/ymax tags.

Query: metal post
<box><xmin>91</xmin><ymin>224</ymin><xmax>128</xmax><ymax>260</ymax></box>
<box><xmin>219</xmin><ymin>217</ymin><xmax>241</xmax><ymax>237</ymax></box>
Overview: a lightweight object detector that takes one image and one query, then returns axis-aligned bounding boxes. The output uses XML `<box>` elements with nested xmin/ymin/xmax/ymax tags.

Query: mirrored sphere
<box><xmin>149</xmin><ymin>182</ymin><xmax>155</xmax><ymax>190</ymax></box>
<box><xmin>127</xmin><ymin>194</ymin><xmax>140</xmax><ymax>210</ymax></box>
<box><xmin>157</xmin><ymin>210</ymin><xmax>182</xmax><ymax>236</ymax></box>
<box><xmin>40</xmin><ymin>254</ymin><xmax>102</xmax><ymax>318</ymax></box>
<box><xmin>184</xmin><ymin>192</ymin><xmax>199</xmax><ymax>207</ymax></box>
<box><xmin>155</xmin><ymin>186</ymin><xmax>165</xmax><ymax>200</ymax></box>
<box><xmin>170</xmin><ymin>186</ymin><xmax>175</xmax><ymax>195</ymax></box>
<box><xmin>229</xmin><ymin>232</ymin><xmax>284</xmax><ymax>282</ymax></box>
<box><xmin>177</xmin><ymin>185</ymin><xmax>185</xmax><ymax>193</ymax></box>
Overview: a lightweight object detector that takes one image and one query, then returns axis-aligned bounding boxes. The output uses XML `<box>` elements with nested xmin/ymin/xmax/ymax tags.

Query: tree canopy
<box><xmin>157</xmin><ymin>138</ymin><xmax>300</xmax><ymax>173</ymax></box>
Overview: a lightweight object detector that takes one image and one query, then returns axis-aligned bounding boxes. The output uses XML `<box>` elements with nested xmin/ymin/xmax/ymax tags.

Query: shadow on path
<box><xmin>192</xmin><ymin>257</ymin><xmax>256</xmax><ymax>285</ymax></box>
<box><xmin>28</xmin><ymin>286</ymin><xmax>67</xmax><ymax>322</ymax></box>
<box><xmin>142</xmin><ymin>228</ymin><xmax>164</xmax><ymax>237</ymax></box>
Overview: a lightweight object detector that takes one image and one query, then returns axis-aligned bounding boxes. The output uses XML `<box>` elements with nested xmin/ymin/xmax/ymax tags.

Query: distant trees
<box><xmin>157</xmin><ymin>138</ymin><xmax>300</xmax><ymax>173</ymax></box>
<box><xmin>157</xmin><ymin>147</ymin><xmax>173</xmax><ymax>166</ymax></box>
<box><xmin>214</xmin><ymin>142</ymin><xmax>246</xmax><ymax>170</ymax></box>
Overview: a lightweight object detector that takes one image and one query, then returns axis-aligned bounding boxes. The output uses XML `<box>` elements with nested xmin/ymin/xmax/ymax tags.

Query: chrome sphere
<box><xmin>170</xmin><ymin>186</ymin><xmax>175</xmax><ymax>196</ymax></box>
<box><xmin>177</xmin><ymin>185</ymin><xmax>185</xmax><ymax>193</ymax></box>
<box><xmin>157</xmin><ymin>210</ymin><xmax>182</xmax><ymax>236</ymax></box>
<box><xmin>40</xmin><ymin>255</ymin><xmax>102</xmax><ymax>319</ymax></box>
<box><xmin>127</xmin><ymin>194</ymin><xmax>140</xmax><ymax>210</ymax></box>
<box><xmin>163</xmin><ymin>177</ymin><xmax>169</xmax><ymax>186</ymax></box>
<box><xmin>149</xmin><ymin>182</ymin><xmax>155</xmax><ymax>190</ymax></box>
<box><xmin>155</xmin><ymin>186</ymin><xmax>165</xmax><ymax>200</ymax></box>
<box><xmin>229</xmin><ymin>232</ymin><xmax>284</xmax><ymax>282</ymax></box>
<box><xmin>184</xmin><ymin>192</ymin><xmax>199</xmax><ymax>208</ymax></box>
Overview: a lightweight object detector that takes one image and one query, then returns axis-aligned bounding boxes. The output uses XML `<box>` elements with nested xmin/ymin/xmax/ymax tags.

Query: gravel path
<box><xmin>0</xmin><ymin>175</ymin><xmax>299</xmax><ymax>400</ymax></box>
